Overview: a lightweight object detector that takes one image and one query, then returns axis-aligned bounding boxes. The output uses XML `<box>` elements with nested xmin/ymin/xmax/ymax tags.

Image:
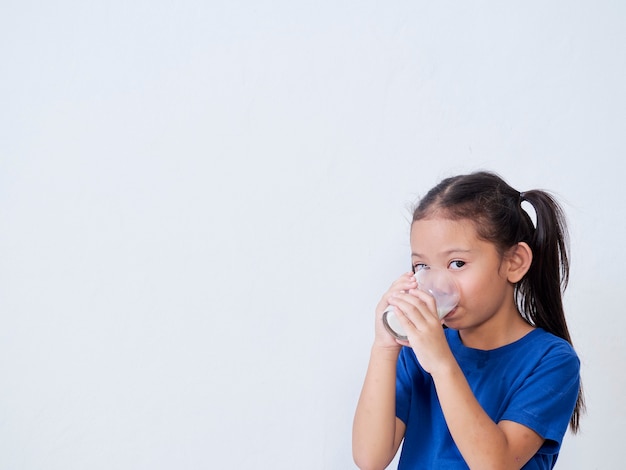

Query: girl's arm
<box><xmin>432</xmin><ymin>361</ymin><xmax>544</xmax><ymax>469</ymax></box>
<box><xmin>352</xmin><ymin>346</ymin><xmax>406</xmax><ymax>470</ymax></box>
<box><xmin>389</xmin><ymin>290</ymin><xmax>544</xmax><ymax>469</ymax></box>
<box><xmin>352</xmin><ymin>273</ymin><xmax>417</xmax><ymax>470</ymax></box>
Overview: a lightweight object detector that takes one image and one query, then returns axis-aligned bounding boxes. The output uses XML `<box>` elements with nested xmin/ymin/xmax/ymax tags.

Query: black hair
<box><xmin>412</xmin><ymin>170</ymin><xmax>584</xmax><ymax>433</ymax></box>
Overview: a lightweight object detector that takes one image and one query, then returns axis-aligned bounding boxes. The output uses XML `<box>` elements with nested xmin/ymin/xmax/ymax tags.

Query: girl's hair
<box><xmin>412</xmin><ymin>170</ymin><xmax>584</xmax><ymax>433</ymax></box>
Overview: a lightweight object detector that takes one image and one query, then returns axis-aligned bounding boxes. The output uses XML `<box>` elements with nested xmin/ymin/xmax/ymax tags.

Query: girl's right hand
<box><xmin>373</xmin><ymin>272</ymin><xmax>418</xmax><ymax>349</ymax></box>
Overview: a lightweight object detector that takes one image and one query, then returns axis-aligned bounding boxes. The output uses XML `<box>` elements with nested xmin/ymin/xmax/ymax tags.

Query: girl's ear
<box><xmin>506</xmin><ymin>242</ymin><xmax>533</xmax><ymax>283</ymax></box>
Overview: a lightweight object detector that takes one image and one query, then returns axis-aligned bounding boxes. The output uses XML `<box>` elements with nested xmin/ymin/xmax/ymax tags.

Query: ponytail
<box><xmin>516</xmin><ymin>190</ymin><xmax>585</xmax><ymax>433</ymax></box>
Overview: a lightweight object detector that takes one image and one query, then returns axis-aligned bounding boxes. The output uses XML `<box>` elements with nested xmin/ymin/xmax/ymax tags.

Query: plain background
<box><xmin>1</xmin><ymin>1</ymin><xmax>624</xmax><ymax>468</ymax></box>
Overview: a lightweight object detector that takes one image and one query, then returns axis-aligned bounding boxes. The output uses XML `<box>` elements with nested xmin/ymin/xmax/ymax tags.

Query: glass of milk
<box><xmin>382</xmin><ymin>268</ymin><xmax>460</xmax><ymax>341</ymax></box>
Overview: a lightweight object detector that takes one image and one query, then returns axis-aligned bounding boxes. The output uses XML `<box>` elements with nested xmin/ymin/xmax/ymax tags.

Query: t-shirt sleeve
<box><xmin>500</xmin><ymin>343</ymin><xmax>581</xmax><ymax>454</ymax></box>
<box><xmin>395</xmin><ymin>347</ymin><xmax>417</xmax><ymax>425</ymax></box>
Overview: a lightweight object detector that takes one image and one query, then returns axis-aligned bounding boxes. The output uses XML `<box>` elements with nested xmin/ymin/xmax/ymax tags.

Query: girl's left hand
<box><xmin>387</xmin><ymin>288</ymin><xmax>455</xmax><ymax>374</ymax></box>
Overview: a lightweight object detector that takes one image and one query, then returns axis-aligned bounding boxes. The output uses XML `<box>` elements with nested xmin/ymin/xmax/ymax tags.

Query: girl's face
<box><xmin>410</xmin><ymin>217</ymin><xmax>518</xmax><ymax>333</ymax></box>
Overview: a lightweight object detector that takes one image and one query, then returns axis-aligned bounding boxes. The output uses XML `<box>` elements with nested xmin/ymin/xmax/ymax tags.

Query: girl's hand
<box><xmin>373</xmin><ymin>272</ymin><xmax>418</xmax><ymax>350</ymax></box>
<box><xmin>387</xmin><ymin>287</ymin><xmax>455</xmax><ymax>374</ymax></box>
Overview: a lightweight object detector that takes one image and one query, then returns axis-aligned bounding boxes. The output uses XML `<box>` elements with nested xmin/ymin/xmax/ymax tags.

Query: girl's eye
<box><xmin>412</xmin><ymin>263</ymin><xmax>428</xmax><ymax>273</ymax></box>
<box><xmin>449</xmin><ymin>260</ymin><xmax>465</xmax><ymax>270</ymax></box>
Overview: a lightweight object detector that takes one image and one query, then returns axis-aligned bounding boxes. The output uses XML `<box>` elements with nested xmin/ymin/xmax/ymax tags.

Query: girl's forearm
<box><xmin>352</xmin><ymin>346</ymin><xmax>403</xmax><ymax>470</ymax></box>
<box><xmin>431</xmin><ymin>362</ymin><xmax>524</xmax><ymax>469</ymax></box>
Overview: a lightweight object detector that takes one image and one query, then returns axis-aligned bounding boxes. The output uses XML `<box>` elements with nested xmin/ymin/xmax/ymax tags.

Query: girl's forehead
<box><xmin>410</xmin><ymin>218</ymin><xmax>480</xmax><ymax>247</ymax></box>
<box><xmin>412</xmin><ymin>217</ymin><xmax>477</xmax><ymax>234</ymax></box>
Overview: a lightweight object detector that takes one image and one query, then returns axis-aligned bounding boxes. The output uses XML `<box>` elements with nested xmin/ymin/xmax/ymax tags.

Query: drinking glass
<box><xmin>382</xmin><ymin>268</ymin><xmax>460</xmax><ymax>340</ymax></box>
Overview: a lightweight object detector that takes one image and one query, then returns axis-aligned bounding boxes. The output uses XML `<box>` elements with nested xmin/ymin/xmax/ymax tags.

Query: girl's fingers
<box><xmin>407</xmin><ymin>289</ymin><xmax>438</xmax><ymax>318</ymax></box>
<box><xmin>388</xmin><ymin>273</ymin><xmax>418</xmax><ymax>294</ymax></box>
<box><xmin>393</xmin><ymin>271</ymin><xmax>417</xmax><ymax>286</ymax></box>
<box><xmin>388</xmin><ymin>290</ymin><xmax>438</xmax><ymax>331</ymax></box>
<box><xmin>376</xmin><ymin>273</ymin><xmax>417</xmax><ymax>314</ymax></box>
<box><xmin>374</xmin><ymin>272</ymin><xmax>420</xmax><ymax>346</ymax></box>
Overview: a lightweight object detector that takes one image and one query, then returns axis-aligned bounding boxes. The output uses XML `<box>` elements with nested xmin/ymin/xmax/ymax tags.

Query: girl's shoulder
<box><xmin>517</xmin><ymin>328</ymin><xmax>578</xmax><ymax>358</ymax></box>
<box><xmin>445</xmin><ymin>327</ymin><xmax>579</xmax><ymax>363</ymax></box>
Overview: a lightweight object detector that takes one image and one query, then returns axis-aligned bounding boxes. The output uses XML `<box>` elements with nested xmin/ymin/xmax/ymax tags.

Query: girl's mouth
<box><xmin>441</xmin><ymin>306</ymin><xmax>458</xmax><ymax>321</ymax></box>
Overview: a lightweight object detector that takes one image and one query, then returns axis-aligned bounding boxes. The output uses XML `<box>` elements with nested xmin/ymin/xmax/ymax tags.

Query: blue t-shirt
<box><xmin>395</xmin><ymin>328</ymin><xmax>580</xmax><ymax>469</ymax></box>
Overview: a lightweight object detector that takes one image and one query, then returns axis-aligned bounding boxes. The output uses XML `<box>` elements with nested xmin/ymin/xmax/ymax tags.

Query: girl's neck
<box><xmin>458</xmin><ymin>313</ymin><xmax>534</xmax><ymax>351</ymax></box>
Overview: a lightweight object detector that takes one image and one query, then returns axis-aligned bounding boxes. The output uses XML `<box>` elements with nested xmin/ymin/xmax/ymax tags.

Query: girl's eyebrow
<box><xmin>411</xmin><ymin>249</ymin><xmax>472</xmax><ymax>257</ymax></box>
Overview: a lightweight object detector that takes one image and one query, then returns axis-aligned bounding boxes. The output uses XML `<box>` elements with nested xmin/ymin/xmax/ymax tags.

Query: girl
<box><xmin>352</xmin><ymin>171</ymin><xmax>583</xmax><ymax>470</ymax></box>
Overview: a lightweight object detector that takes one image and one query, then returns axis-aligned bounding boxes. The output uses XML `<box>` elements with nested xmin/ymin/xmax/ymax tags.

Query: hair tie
<box><xmin>519</xmin><ymin>191</ymin><xmax>526</xmax><ymax>202</ymax></box>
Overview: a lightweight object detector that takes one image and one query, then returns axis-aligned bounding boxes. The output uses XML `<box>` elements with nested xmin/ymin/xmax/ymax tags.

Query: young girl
<box><xmin>352</xmin><ymin>171</ymin><xmax>583</xmax><ymax>470</ymax></box>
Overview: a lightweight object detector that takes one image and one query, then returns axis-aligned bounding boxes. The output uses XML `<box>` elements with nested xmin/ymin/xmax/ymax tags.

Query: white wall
<box><xmin>1</xmin><ymin>1</ymin><xmax>624</xmax><ymax>468</ymax></box>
